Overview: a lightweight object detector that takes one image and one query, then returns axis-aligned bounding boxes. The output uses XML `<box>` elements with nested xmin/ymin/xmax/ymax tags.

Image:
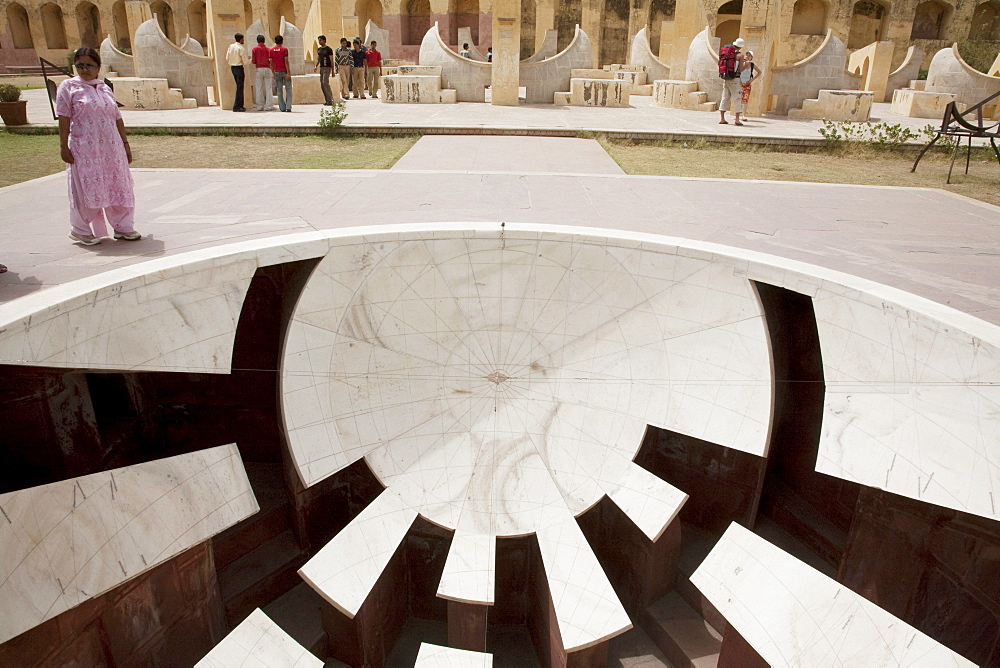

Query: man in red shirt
<box><xmin>250</xmin><ymin>34</ymin><xmax>274</xmax><ymax>111</ymax></box>
<box><xmin>271</xmin><ymin>34</ymin><xmax>293</xmax><ymax>112</ymax></box>
<box><xmin>366</xmin><ymin>40</ymin><xmax>382</xmax><ymax>99</ymax></box>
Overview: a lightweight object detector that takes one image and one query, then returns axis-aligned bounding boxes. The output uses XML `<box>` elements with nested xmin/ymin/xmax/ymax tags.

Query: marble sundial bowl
<box><xmin>285</xmin><ymin>230</ymin><xmax>772</xmax><ymax>650</ymax></box>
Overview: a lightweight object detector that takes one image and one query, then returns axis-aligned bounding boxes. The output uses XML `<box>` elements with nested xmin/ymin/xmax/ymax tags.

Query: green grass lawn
<box><xmin>0</xmin><ymin>133</ymin><xmax>419</xmax><ymax>188</ymax></box>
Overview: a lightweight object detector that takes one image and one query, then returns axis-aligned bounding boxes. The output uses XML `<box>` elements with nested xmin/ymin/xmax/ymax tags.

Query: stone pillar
<box><xmin>667</xmin><ymin>0</ymin><xmax>704</xmax><ymax>81</ymax></box>
<box><xmin>491</xmin><ymin>0</ymin><xmax>520</xmax><ymax>105</ymax></box>
<box><xmin>125</xmin><ymin>0</ymin><xmax>153</xmax><ymax>47</ymax></box>
<box><xmin>581</xmin><ymin>0</ymin><xmax>601</xmax><ymax>66</ymax></box>
<box><xmin>658</xmin><ymin>19</ymin><xmax>674</xmax><ymax>62</ymax></box>
<box><xmin>205</xmin><ymin>0</ymin><xmax>249</xmax><ymax>109</ymax></box>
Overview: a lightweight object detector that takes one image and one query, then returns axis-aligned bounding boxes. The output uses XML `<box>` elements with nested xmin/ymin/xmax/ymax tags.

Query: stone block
<box><xmin>569</xmin><ymin>78</ymin><xmax>630</xmax><ymax>107</ymax></box>
<box><xmin>632</xmin><ymin>84</ymin><xmax>653</xmax><ymax>96</ymax></box>
<box><xmin>614</xmin><ymin>71</ymin><xmax>648</xmax><ymax>86</ymax></box>
<box><xmin>909</xmin><ymin>79</ymin><xmax>927</xmax><ymax>90</ymax></box>
<box><xmin>109</xmin><ymin>77</ymin><xmax>193</xmax><ymax>110</ymax></box>
<box><xmin>571</xmin><ymin>68</ymin><xmax>613</xmax><ymax>79</ymax></box>
<box><xmin>289</xmin><ymin>74</ymin><xmax>327</xmax><ymax>104</ymax></box>
<box><xmin>652</xmin><ymin>80</ymin><xmax>713</xmax><ymax>110</ymax></box>
<box><xmin>791</xmin><ymin>89</ymin><xmax>873</xmax><ymax>121</ymax></box>
<box><xmin>381</xmin><ymin>75</ymin><xmax>455</xmax><ymax>103</ymax></box>
<box><xmin>890</xmin><ymin>89</ymin><xmax>955</xmax><ymax>119</ymax></box>
<box><xmin>553</xmin><ymin>91</ymin><xmax>571</xmax><ymax>104</ymax></box>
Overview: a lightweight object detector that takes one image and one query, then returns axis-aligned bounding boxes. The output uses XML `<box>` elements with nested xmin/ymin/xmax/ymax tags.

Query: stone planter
<box><xmin>0</xmin><ymin>100</ymin><xmax>29</xmax><ymax>126</ymax></box>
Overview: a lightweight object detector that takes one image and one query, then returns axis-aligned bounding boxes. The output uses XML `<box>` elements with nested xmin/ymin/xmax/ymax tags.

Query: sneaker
<box><xmin>113</xmin><ymin>231</ymin><xmax>142</xmax><ymax>241</ymax></box>
<box><xmin>69</xmin><ymin>231</ymin><xmax>101</xmax><ymax>245</ymax></box>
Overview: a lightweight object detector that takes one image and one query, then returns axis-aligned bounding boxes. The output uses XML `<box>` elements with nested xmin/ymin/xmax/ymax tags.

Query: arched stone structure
<box><xmin>100</xmin><ymin>34</ymin><xmax>135</xmax><ymax>74</ymax></box>
<box><xmin>267</xmin><ymin>0</ymin><xmax>294</xmax><ymax>37</ymax></box>
<box><xmin>911</xmin><ymin>0</ymin><xmax>950</xmax><ymax>39</ymax></box>
<box><xmin>403</xmin><ymin>0</ymin><xmax>430</xmax><ymax>45</ymax></box>
<box><xmin>647</xmin><ymin>0</ymin><xmax>675</xmax><ymax>57</ymax></box>
<box><xmin>356</xmin><ymin>0</ymin><xmax>384</xmax><ymax>40</ymax></box>
<box><xmin>848</xmin><ymin>0</ymin><xmax>887</xmax><ymax>48</ymax></box>
<box><xmin>76</xmin><ymin>1</ymin><xmax>102</xmax><ymax>47</ymax></box>
<box><xmin>7</xmin><ymin>3</ymin><xmax>35</xmax><ymax>49</ymax></box>
<box><xmin>600</xmin><ymin>0</ymin><xmax>630</xmax><ymax>65</ymax></box>
<box><xmin>629</xmin><ymin>25</ymin><xmax>671</xmax><ymax>79</ymax></box>
<box><xmin>111</xmin><ymin>0</ymin><xmax>128</xmax><ymax>49</ymax></box>
<box><xmin>791</xmin><ymin>0</ymin><xmax>826</xmax><ymax>34</ymax></box>
<box><xmin>187</xmin><ymin>0</ymin><xmax>207</xmax><ymax>46</ymax></box>
<box><xmin>449</xmin><ymin>0</ymin><xmax>478</xmax><ymax>45</ymax></box>
<box><xmin>969</xmin><ymin>0</ymin><xmax>1000</xmax><ymax>39</ymax></box>
<box><xmin>41</xmin><ymin>2</ymin><xmax>68</xmax><ymax>49</ymax></box>
<box><xmin>715</xmin><ymin>0</ymin><xmax>742</xmax><ymax>45</ymax></box>
<box><xmin>150</xmin><ymin>0</ymin><xmax>175</xmax><ymax>41</ymax></box>
<box><xmin>555</xmin><ymin>0</ymin><xmax>582</xmax><ymax>52</ymax></box>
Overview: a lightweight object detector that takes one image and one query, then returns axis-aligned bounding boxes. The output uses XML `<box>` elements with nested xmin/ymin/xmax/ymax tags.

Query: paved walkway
<box><xmin>18</xmin><ymin>87</ymin><xmax>938</xmax><ymax>143</ymax></box>
<box><xmin>1</xmin><ymin>136</ymin><xmax>997</xmax><ymax>327</ymax></box>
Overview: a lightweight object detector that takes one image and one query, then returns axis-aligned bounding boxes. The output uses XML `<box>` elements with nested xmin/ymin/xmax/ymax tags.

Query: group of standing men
<box><xmin>316</xmin><ymin>36</ymin><xmax>382</xmax><ymax>103</ymax></box>
<box><xmin>226</xmin><ymin>33</ymin><xmax>293</xmax><ymax>112</ymax></box>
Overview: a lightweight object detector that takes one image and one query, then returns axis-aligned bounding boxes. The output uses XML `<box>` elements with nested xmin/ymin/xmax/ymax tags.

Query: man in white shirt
<box><xmin>459</xmin><ymin>42</ymin><xmax>471</xmax><ymax>58</ymax></box>
<box><xmin>225</xmin><ymin>33</ymin><xmax>250</xmax><ymax>112</ymax></box>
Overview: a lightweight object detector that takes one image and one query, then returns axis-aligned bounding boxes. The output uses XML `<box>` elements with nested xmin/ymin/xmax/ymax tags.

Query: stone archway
<box><xmin>150</xmin><ymin>0</ymin><xmax>176</xmax><ymax>41</ymax></box>
<box><xmin>555</xmin><ymin>0</ymin><xmax>581</xmax><ymax>52</ymax></box>
<box><xmin>187</xmin><ymin>0</ymin><xmax>207</xmax><ymax>46</ymax></box>
<box><xmin>76</xmin><ymin>1</ymin><xmax>102</xmax><ymax>47</ymax></box>
<box><xmin>648</xmin><ymin>0</ymin><xmax>675</xmax><ymax>57</ymax></box>
<box><xmin>449</xmin><ymin>0</ymin><xmax>478</xmax><ymax>45</ymax></box>
<box><xmin>41</xmin><ymin>2</ymin><xmax>69</xmax><ymax>49</ymax></box>
<box><xmin>600</xmin><ymin>0</ymin><xmax>629</xmax><ymax>66</ymax></box>
<box><xmin>969</xmin><ymin>0</ymin><xmax>1000</xmax><ymax>38</ymax></box>
<box><xmin>716</xmin><ymin>0</ymin><xmax>742</xmax><ymax>45</ymax></box>
<box><xmin>267</xmin><ymin>0</ymin><xmax>294</xmax><ymax>37</ymax></box>
<box><xmin>7</xmin><ymin>2</ymin><xmax>35</xmax><ymax>48</ymax></box>
<box><xmin>356</xmin><ymin>0</ymin><xmax>383</xmax><ymax>36</ymax></box>
<box><xmin>791</xmin><ymin>0</ymin><xmax>826</xmax><ymax>35</ymax></box>
<box><xmin>910</xmin><ymin>0</ymin><xmax>950</xmax><ymax>38</ymax></box>
<box><xmin>847</xmin><ymin>0</ymin><xmax>886</xmax><ymax>48</ymax></box>
<box><xmin>403</xmin><ymin>0</ymin><xmax>429</xmax><ymax>45</ymax></box>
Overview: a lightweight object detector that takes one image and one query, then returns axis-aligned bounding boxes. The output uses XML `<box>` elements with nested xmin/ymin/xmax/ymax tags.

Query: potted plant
<box><xmin>0</xmin><ymin>84</ymin><xmax>29</xmax><ymax>126</ymax></box>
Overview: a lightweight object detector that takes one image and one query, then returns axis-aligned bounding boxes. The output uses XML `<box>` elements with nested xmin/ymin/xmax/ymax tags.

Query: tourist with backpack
<box><xmin>718</xmin><ymin>37</ymin><xmax>745</xmax><ymax>126</ymax></box>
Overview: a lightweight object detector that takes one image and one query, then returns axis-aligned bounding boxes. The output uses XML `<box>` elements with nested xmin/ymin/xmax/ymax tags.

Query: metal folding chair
<box><xmin>912</xmin><ymin>90</ymin><xmax>1000</xmax><ymax>184</ymax></box>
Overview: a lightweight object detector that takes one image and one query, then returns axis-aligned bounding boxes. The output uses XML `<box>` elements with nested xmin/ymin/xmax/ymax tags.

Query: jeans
<box><xmin>275</xmin><ymin>71</ymin><xmax>293</xmax><ymax>111</ymax></box>
<box><xmin>231</xmin><ymin>65</ymin><xmax>245</xmax><ymax>110</ymax></box>
<box><xmin>319</xmin><ymin>66</ymin><xmax>333</xmax><ymax>104</ymax></box>
<box><xmin>254</xmin><ymin>66</ymin><xmax>273</xmax><ymax>110</ymax></box>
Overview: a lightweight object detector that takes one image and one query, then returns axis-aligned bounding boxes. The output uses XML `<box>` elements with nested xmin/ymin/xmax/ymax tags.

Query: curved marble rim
<box><xmin>2</xmin><ymin>222</ymin><xmax>997</xmax><ymax>349</ymax></box>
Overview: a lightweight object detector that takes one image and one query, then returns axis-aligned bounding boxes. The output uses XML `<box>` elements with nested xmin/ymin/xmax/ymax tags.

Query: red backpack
<box><xmin>719</xmin><ymin>45</ymin><xmax>740</xmax><ymax>79</ymax></box>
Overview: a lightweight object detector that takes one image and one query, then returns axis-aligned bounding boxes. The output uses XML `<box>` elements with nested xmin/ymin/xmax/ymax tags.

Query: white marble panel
<box><xmin>0</xmin><ymin>231</ymin><xmax>329</xmax><ymax>372</ymax></box>
<box><xmin>298</xmin><ymin>490</ymin><xmax>417</xmax><ymax>618</ymax></box>
<box><xmin>0</xmin><ymin>444</ymin><xmax>257</xmax><ymax>644</ymax></box>
<box><xmin>536</xmin><ymin>512</ymin><xmax>633</xmax><ymax>652</ymax></box>
<box><xmin>196</xmin><ymin>608</ymin><xmax>322</xmax><ymax>667</ymax></box>
<box><xmin>415</xmin><ymin>642</ymin><xmax>493</xmax><ymax>667</ymax></box>
<box><xmin>437</xmin><ymin>530</ymin><xmax>495</xmax><ymax>604</ymax></box>
<box><xmin>812</xmin><ymin>286</ymin><xmax>1000</xmax><ymax>522</ymax></box>
<box><xmin>691</xmin><ymin>523</ymin><xmax>975</xmax><ymax>666</ymax></box>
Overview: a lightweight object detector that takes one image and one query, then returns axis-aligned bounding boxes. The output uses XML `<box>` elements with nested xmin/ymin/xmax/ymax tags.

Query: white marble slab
<box><xmin>691</xmin><ymin>523</ymin><xmax>976</xmax><ymax>667</ymax></box>
<box><xmin>196</xmin><ymin>608</ymin><xmax>322</xmax><ymax>667</ymax></box>
<box><xmin>0</xmin><ymin>444</ymin><xmax>257</xmax><ymax>644</ymax></box>
<box><xmin>810</xmin><ymin>286</ymin><xmax>1000</xmax><ymax>522</ymax></box>
<box><xmin>414</xmin><ymin>642</ymin><xmax>494</xmax><ymax>667</ymax></box>
<box><xmin>0</xmin><ymin>230</ymin><xmax>329</xmax><ymax>373</ymax></box>
<box><xmin>298</xmin><ymin>490</ymin><xmax>417</xmax><ymax>618</ymax></box>
<box><xmin>437</xmin><ymin>530</ymin><xmax>496</xmax><ymax>604</ymax></box>
<box><xmin>536</xmin><ymin>512</ymin><xmax>633</xmax><ymax>652</ymax></box>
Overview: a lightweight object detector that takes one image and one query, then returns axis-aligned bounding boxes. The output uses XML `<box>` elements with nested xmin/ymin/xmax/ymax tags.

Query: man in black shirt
<box><xmin>314</xmin><ymin>35</ymin><xmax>334</xmax><ymax>105</ymax></box>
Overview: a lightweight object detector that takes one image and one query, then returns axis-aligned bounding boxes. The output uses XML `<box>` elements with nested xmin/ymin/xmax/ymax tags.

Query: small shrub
<box><xmin>818</xmin><ymin>120</ymin><xmax>920</xmax><ymax>148</ymax></box>
<box><xmin>917</xmin><ymin>69</ymin><xmax>929</xmax><ymax>80</ymax></box>
<box><xmin>0</xmin><ymin>83</ymin><xmax>22</xmax><ymax>103</ymax></box>
<box><xmin>318</xmin><ymin>101</ymin><xmax>348</xmax><ymax>133</ymax></box>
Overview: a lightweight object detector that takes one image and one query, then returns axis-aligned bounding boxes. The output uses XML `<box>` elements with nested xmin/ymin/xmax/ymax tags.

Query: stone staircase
<box><xmin>107</xmin><ymin>75</ymin><xmax>198</xmax><ymax>110</ymax></box>
<box><xmin>787</xmin><ymin>89</ymin><xmax>873</xmax><ymax>121</ymax></box>
<box><xmin>213</xmin><ymin>462</ymin><xmax>308</xmax><ymax>629</ymax></box>
<box><xmin>652</xmin><ymin>80</ymin><xmax>717</xmax><ymax>112</ymax></box>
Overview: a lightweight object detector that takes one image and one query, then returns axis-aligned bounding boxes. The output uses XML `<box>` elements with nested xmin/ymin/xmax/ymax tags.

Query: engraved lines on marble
<box><xmin>691</xmin><ymin>523</ymin><xmax>976</xmax><ymax>667</ymax></box>
<box><xmin>812</xmin><ymin>286</ymin><xmax>1000</xmax><ymax>522</ymax></box>
<box><xmin>195</xmin><ymin>608</ymin><xmax>323</xmax><ymax>667</ymax></box>
<box><xmin>0</xmin><ymin>444</ymin><xmax>258</xmax><ymax>645</ymax></box>
<box><xmin>286</xmin><ymin>230</ymin><xmax>773</xmax><ymax>651</ymax></box>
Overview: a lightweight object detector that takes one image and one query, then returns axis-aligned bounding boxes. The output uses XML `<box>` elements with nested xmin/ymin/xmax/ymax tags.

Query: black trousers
<box><xmin>231</xmin><ymin>65</ymin><xmax>245</xmax><ymax>110</ymax></box>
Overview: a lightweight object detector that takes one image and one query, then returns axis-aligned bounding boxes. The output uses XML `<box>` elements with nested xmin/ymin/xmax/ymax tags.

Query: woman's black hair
<box><xmin>74</xmin><ymin>46</ymin><xmax>102</xmax><ymax>67</ymax></box>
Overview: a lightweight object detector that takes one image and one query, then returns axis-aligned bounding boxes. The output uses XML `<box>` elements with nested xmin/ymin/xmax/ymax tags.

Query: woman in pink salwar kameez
<box><xmin>57</xmin><ymin>47</ymin><xmax>141</xmax><ymax>245</ymax></box>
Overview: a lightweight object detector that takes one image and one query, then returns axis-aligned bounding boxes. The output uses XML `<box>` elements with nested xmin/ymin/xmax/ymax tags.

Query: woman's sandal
<box><xmin>0</xmin><ymin>264</ymin><xmax>7</xmax><ymax>274</ymax></box>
